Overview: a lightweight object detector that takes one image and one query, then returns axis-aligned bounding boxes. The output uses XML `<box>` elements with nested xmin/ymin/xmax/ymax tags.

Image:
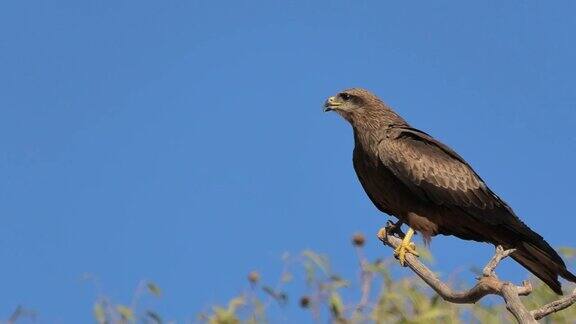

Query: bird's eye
<box><xmin>340</xmin><ymin>93</ymin><xmax>351</xmax><ymax>101</ymax></box>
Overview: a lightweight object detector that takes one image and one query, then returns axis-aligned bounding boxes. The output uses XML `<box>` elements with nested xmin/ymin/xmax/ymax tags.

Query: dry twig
<box><xmin>377</xmin><ymin>225</ymin><xmax>576</xmax><ymax>324</ymax></box>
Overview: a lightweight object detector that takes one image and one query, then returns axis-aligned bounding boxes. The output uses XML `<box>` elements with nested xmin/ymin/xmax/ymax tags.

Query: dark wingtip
<box><xmin>552</xmin><ymin>282</ymin><xmax>564</xmax><ymax>295</ymax></box>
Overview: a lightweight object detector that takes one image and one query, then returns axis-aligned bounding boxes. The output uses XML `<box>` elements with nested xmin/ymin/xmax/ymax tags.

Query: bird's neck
<box><xmin>351</xmin><ymin>107</ymin><xmax>409</xmax><ymax>155</ymax></box>
<box><xmin>353</xmin><ymin>126</ymin><xmax>383</xmax><ymax>159</ymax></box>
<box><xmin>350</xmin><ymin>104</ymin><xmax>408</xmax><ymax>130</ymax></box>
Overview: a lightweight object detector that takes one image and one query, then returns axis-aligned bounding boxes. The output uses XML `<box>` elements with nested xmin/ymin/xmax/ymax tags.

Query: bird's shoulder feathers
<box><xmin>378</xmin><ymin>126</ymin><xmax>504</xmax><ymax>211</ymax></box>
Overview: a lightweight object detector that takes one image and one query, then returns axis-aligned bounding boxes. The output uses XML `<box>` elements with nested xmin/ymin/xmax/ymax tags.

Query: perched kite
<box><xmin>324</xmin><ymin>88</ymin><xmax>576</xmax><ymax>294</ymax></box>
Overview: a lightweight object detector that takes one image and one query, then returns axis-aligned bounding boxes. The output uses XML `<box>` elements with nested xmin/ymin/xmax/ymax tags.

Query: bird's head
<box><xmin>324</xmin><ymin>88</ymin><xmax>407</xmax><ymax>129</ymax></box>
<box><xmin>324</xmin><ymin>88</ymin><xmax>383</xmax><ymax>121</ymax></box>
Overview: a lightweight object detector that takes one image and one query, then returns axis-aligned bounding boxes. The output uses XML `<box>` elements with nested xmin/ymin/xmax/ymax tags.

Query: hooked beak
<box><xmin>323</xmin><ymin>96</ymin><xmax>342</xmax><ymax>112</ymax></box>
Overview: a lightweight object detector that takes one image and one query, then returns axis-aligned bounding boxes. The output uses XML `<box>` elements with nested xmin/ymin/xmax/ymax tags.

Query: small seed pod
<box><xmin>299</xmin><ymin>296</ymin><xmax>311</xmax><ymax>308</ymax></box>
<box><xmin>247</xmin><ymin>271</ymin><xmax>260</xmax><ymax>284</ymax></box>
<box><xmin>352</xmin><ymin>233</ymin><xmax>365</xmax><ymax>247</ymax></box>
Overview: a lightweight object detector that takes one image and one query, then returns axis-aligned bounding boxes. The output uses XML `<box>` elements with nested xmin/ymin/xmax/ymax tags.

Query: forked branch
<box><xmin>377</xmin><ymin>226</ymin><xmax>576</xmax><ymax>324</ymax></box>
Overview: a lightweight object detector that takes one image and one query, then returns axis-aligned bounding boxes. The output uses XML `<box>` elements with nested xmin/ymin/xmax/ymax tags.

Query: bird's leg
<box><xmin>393</xmin><ymin>227</ymin><xmax>419</xmax><ymax>266</ymax></box>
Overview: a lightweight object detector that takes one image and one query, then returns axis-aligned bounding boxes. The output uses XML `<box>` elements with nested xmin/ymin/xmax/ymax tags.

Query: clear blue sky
<box><xmin>1</xmin><ymin>0</ymin><xmax>576</xmax><ymax>322</ymax></box>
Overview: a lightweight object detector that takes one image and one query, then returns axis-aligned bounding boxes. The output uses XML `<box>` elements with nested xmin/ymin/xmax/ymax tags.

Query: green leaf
<box><xmin>146</xmin><ymin>281</ymin><xmax>162</xmax><ymax>297</ymax></box>
<box><xmin>116</xmin><ymin>305</ymin><xmax>134</xmax><ymax>322</ymax></box>
<box><xmin>329</xmin><ymin>292</ymin><xmax>344</xmax><ymax>318</ymax></box>
<box><xmin>262</xmin><ymin>286</ymin><xmax>288</xmax><ymax>306</ymax></box>
<box><xmin>146</xmin><ymin>310</ymin><xmax>163</xmax><ymax>323</ymax></box>
<box><xmin>262</xmin><ymin>285</ymin><xmax>277</xmax><ymax>298</ymax></box>
<box><xmin>365</xmin><ymin>262</ymin><xmax>383</xmax><ymax>273</ymax></box>
<box><xmin>558</xmin><ymin>247</ymin><xmax>576</xmax><ymax>259</ymax></box>
<box><xmin>93</xmin><ymin>302</ymin><xmax>106</xmax><ymax>324</ymax></box>
<box><xmin>329</xmin><ymin>275</ymin><xmax>349</xmax><ymax>289</ymax></box>
<box><xmin>304</xmin><ymin>262</ymin><xmax>316</xmax><ymax>284</ymax></box>
<box><xmin>211</xmin><ymin>305</ymin><xmax>240</xmax><ymax>324</ymax></box>
<box><xmin>227</xmin><ymin>296</ymin><xmax>245</xmax><ymax>313</ymax></box>
<box><xmin>251</xmin><ymin>298</ymin><xmax>266</xmax><ymax>322</ymax></box>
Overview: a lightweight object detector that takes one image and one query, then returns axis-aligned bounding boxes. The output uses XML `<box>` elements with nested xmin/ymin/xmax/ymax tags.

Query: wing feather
<box><xmin>378</xmin><ymin>127</ymin><xmax>500</xmax><ymax>211</ymax></box>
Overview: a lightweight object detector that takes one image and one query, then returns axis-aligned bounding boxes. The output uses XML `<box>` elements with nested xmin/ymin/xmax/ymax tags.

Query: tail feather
<box><xmin>511</xmin><ymin>241</ymin><xmax>576</xmax><ymax>295</ymax></box>
<box><xmin>442</xmin><ymin>206</ymin><xmax>575</xmax><ymax>294</ymax></box>
<box><xmin>496</xmin><ymin>213</ymin><xmax>576</xmax><ymax>295</ymax></box>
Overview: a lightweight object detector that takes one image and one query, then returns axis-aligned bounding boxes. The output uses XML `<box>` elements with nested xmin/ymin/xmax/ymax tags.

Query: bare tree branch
<box><xmin>531</xmin><ymin>287</ymin><xmax>576</xmax><ymax>320</ymax></box>
<box><xmin>6</xmin><ymin>305</ymin><xmax>36</xmax><ymax>324</ymax></box>
<box><xmin>500</xmin><ymin>283</ymin><xmax>537</xmax><ymax>324</ymax></box>
<box><xmin>377</xmin><ymin>225</ymin><xmax>576</xmax><ymax>324</ymax></box>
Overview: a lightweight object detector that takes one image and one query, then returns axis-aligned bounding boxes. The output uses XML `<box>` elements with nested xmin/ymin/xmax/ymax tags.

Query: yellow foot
<box><xmin>393</xmin><ymin>228</ymin><xmax>419</xmax><ymax>266</ymax></box>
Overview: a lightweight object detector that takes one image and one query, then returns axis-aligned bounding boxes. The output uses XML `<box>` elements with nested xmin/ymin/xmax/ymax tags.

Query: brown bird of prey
<box><xmin>324</xmin><ymin>88</ymin><xmax>576</xmax><ymax>294</ymax></box>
